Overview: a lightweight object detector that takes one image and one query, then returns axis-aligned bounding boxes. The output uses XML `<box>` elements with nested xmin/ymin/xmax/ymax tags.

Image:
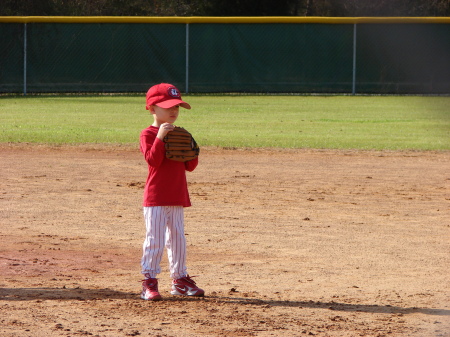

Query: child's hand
<box><xmin>156</xmin><ymin>123</ymin><xmax>175</xmax><ymax>141</ymax></box>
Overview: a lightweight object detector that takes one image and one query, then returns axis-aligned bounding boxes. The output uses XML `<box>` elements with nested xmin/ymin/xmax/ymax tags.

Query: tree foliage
<box><xmin>1</xmin><ymin>0</ymin><xmax>449</xmax><ymax>16</ymax></box>
<box><xmin>304</xmin><ymin>0</ymin><xmax>450</xmax><ymax>16</ymax></box>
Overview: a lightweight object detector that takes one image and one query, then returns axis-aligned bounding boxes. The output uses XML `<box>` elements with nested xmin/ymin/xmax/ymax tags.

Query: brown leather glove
<box><xmin>163</xmin><ymin>126</ymin><xmax>200</xmax><ymax>162</ymax></box>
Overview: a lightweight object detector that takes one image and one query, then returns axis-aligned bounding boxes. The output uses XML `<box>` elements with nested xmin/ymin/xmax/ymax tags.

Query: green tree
<box><xmin>201</xmin><ymin>0</ymin><xmax>292</xmax><ymax>16</ymax></box>
<box><xmin>302</xmin><ymin>0</ymin><xmax>450</xmax><ymax>16</ymax></box>
<box><xmin>1</xmin><ymin>0</ymin><xmax>57</xmax><ymax>15</ymax></box>
<box><xmin>0</xmin><ymin>0</ymin><xmax>448</xmax><ymax>16</ymax></box>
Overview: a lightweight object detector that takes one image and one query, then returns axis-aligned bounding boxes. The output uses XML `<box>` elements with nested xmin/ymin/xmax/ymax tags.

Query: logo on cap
<box><xmin>168</xmin><ymin>87</ymin><xmax>181</xmax><ymax>99</ymax></box>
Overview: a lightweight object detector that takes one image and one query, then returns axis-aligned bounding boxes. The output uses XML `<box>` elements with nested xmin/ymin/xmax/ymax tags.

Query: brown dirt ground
<box><xmin>0</xmin><ymin>144</ymin><xmax>449</xmax><ymax>337</ymax></box>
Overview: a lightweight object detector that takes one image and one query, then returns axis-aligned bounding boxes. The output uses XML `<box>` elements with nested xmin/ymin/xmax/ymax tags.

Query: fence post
<box><xmin>23</xmin><ymin>23</ymin><xmax>27</xmax><ymax>96</ymax></box>
<box><xmin>185</xmin><ymin>23</ymin><xmax>189</xmax><ymax>94</ymax></box>
<box><xmin>352</xmin><ymin>23</ymin><xmax>357</xmax><ymax>95</ymax></box>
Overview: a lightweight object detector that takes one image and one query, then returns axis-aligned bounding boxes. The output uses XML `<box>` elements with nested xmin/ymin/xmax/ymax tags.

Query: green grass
<box><xmin>0</xmin><ymin>95</ymin><xmax>449</xmax><ymax>150</ymax></box>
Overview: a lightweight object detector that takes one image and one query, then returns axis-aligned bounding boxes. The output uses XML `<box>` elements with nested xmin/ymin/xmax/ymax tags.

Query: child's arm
<box><xmin>184</xmin><ymin>157</ymin><xmax>198</xmax><ymax>172</ymax></box>
<box><xmin>140</xmin><ymin>131</ymin><xmax>165</xmax><ymax>168</ymax></box>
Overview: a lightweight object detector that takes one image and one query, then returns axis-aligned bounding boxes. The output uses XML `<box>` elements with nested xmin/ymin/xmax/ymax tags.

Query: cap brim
<box><xmin>156</xmin><ymin>99</ymin><xmax>191</xmax><ymax>109</ymax></box>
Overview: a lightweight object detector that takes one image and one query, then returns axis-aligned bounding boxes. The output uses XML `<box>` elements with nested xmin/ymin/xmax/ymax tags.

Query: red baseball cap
<box><xmin>145</xmin><ymin>83</ymin><xmax>191</xmax><ymax>110</ymax></box>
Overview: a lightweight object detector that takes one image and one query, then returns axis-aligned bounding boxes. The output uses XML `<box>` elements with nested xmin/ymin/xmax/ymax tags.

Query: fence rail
<box><xmin>1</xmin><ymin>17</ymin><xmax>449</xmax><ymax>95</ymax></box>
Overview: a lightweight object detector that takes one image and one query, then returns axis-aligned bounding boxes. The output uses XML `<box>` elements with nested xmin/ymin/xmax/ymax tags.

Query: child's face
<box><xmin>151</xmin><ymin>105</ymin><xmax>180</xmax><ymax>125</ymax></box>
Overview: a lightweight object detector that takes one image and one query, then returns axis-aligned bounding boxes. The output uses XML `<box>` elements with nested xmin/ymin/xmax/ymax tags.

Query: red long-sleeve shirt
<box><xmin>140</xmin><ymin>126</ymin><xmax>198</xmax><ymax>207</ymax></box>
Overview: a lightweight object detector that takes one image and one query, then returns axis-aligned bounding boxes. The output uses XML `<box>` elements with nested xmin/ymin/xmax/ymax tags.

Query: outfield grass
<box><xmin>0</xmin><ymin>95</ymin><xmax>449</xmax><ymax>150</ymax></box>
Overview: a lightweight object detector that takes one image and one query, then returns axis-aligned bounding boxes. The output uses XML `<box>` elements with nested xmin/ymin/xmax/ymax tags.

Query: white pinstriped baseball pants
<box><xmin>141</xmin><ymin>206</ymin><xmax>187</xmax><ymax>279</ymax></box>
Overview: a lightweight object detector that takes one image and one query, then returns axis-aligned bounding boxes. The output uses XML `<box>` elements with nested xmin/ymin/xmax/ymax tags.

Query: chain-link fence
<box><xmin>1</xmin><ymin>17</ymin><xmax>449</xmax><ymax>94</ymax></box>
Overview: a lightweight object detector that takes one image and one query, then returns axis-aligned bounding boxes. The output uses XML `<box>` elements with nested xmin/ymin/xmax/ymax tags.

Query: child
<box><xmin>139</xmin><ymin>83</ymin><xmax>204</xmax><ymax>301</ymax></box>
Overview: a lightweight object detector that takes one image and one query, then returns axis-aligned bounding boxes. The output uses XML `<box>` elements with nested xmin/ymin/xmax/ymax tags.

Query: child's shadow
<box><xmin>2</xmin><ymin>287</ymin><xmax>448</xmax><ymax>317</ymax></box>
<box><xmin>0</xmin><ymin>287</ymin><xmax>134</xmax><ymax>301</ymax></box>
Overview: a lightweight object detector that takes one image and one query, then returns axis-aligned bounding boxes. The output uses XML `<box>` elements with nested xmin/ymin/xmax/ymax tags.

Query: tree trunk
<box><xmin>305</xmin><ymin>0</ymin><xmax>313</xmax><ymax>15</ymax></box>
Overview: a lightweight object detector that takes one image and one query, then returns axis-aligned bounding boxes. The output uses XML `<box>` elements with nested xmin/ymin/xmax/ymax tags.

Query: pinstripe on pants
<box><xmin>141</xmin><ymin>206</ymin><xmax>187</xmax><ymax>279</ymax></box>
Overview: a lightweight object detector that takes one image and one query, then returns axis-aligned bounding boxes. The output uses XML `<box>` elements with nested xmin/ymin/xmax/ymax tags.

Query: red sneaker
<box><xmin>171</xmin><ymin>275</ymin><xmax>205</xmax><ymax>297</ymax></box>
<box><xmin>141</xmin><ymin>278</ymin><xmax>162</xmax><ymax>301</ymax></box>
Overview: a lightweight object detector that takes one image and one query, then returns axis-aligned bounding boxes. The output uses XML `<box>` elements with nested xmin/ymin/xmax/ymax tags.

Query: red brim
<box><xmin>156</xmin><ymin>99</ymin><xmax>191</xmax><ymax>109</ymax></box>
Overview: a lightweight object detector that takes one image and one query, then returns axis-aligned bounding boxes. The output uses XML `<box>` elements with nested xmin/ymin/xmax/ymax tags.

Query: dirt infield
<box><xmin>1</xmin><ymin>144</ymin><xmax>449</xmax><ymax>337</ymax></box>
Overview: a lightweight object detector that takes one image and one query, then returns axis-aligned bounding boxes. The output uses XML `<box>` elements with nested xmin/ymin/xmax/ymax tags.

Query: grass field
<box><xmin>0</xmin><ymin>95</ymin><xmax>449</xmax><ymax>150</ymax></box>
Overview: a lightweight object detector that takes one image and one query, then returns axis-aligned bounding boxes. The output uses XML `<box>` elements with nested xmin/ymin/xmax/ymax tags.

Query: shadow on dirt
<box><xmin>0</xmin><ymin>287</ymin><xmax>135</xmax><ymax>301</ymax></box>
<box><xmin>1</xmin><ymin>287</ymin><xmax>448</xmax><ymax>317</ymax></box>
<box><xmin>240</xmin><ymin>297</ymin><xmax>450</xmax><ymax>317</ymax></box>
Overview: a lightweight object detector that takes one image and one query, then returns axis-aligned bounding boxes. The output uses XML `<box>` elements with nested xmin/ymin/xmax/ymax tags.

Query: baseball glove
<box><xmin>163</xmin><ymin>126</ymin><xmax>200</xmax><ymax>162</ymax></box>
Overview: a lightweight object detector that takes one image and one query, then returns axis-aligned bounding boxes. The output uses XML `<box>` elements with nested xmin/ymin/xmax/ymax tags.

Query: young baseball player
<box><xmin>139</xmin><ymin>83</ymin><xmax>204</xmax><ymax>301</ymax></box>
